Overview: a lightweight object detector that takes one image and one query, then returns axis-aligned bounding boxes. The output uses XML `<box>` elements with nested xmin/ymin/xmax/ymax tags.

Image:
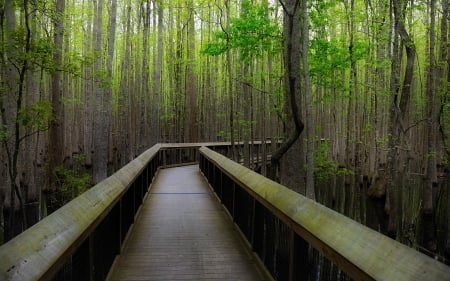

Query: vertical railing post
<box><xmin>250</xmin><ymin>197</ymin><xmax>256</xmax><ymax>248</ymax></box>
<box><xmin>289</xmin><ymin>230</ymin><xmax>309</xmax><ymax>281</ymax></box>
<box><xmin>70</xmin><ymin>235</ymin><xmax>92</xmax><ymax>281</ymax></box>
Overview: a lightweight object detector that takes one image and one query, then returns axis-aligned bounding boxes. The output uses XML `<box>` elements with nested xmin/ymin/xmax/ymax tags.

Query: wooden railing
<box><xmin>199</xmin><ymin>146</ymin><xmax>450</xmax><ymax>281</ymax></box>
<box><xmin>0</xmin><ymin>144</ymin><xmax>161</xmax><ymax>281</ymax></box>
<box><xmin>3</xmin><ymin>143</ymin><xmax>446</xmax><ymax>281</ymax></box>
<box><xmin>0</xmin><ymin>142</ymin><xmax>271</xmax><ymax>281</ymax></box>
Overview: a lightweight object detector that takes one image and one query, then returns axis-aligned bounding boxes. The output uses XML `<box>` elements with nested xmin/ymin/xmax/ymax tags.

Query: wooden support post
<box><xmin>289</xmin><ymin>229</ymin><xmax>309</xmax><ymax>281</ymax></box>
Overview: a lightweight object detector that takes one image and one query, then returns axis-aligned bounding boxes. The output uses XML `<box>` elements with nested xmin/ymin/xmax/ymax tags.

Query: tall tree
<box><xmin>152</xmin><ymin>0</ymin><xmax>163</xmax><ymax>145</ymax></box>
<box><xmin>119</xmin><ymin>4</ymin><xmax>132</xmax><ymax>167</ymax></box>
<box><xmin>386</xmin><ymin>0</ymin><xmax>416</xmax><ymax>237</ymax></box>
<box><xmin>105</xmin><ymin>0</ymin><xmax>117</xmax><ymax>163</ymax></box>
<box><xmin>271</xmin><ymin>0</ymin><xmax>305</xmax><ymax>193</ymax></box>
<box><xmin>0</xmin><ymin>0</ymin><xmax>52</xmax><ymax>240</ymax></box>
<box><xmin>423</xmin><ymin>0</ymin><xmax>438</xmax><ymax>250</ymax></box>
<box><xmin>301</xmin><ymin>0</ymin><xmax>314</xmax><ymax>199</ymax></box>
<box><xmin>186</xmin><ymin>0</ymin><xmax>198</xmax><ymax>142</ymax></box>
<box><xmin>92</xmin><ymin>0</ymin><xmax>108</xmax><ymax>183</ymax></box>
<box><xmin>48</xmin><ymin>0</ymin><xmax>65</xmax><ymax>194</ymax></box>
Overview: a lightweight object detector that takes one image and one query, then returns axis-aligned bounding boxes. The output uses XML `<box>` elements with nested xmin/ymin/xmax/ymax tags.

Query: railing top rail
<box><xmin>0</xmin><ymin>144</ymin><xmax>161</xmax><ymax>281</ymax></box>
<box><xmin>199</xmin><ymin>146</ymin><xmax>450</xmax><ymax>281</ymax></box>
<box><xmin>0</xmin><ymin>142</ymin><xmax>270</xmax><ymax>281</ymax></box>
<box><xmin>158</xmin><ymin>140</ymin><xmax>273</xmax><ymax>148</ymax></box>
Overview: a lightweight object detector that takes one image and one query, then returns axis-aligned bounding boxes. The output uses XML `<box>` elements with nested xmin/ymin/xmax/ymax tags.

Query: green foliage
<box><xmin>218</xmin><ymin>130</ymin><xmax>230</xmax><ymax>141</ymax></box>
<box><xmin>62</xmin><ymin>51</ymin><xmax>85</xmax><ymax>77</ymax></box>
<box><xmin>202</xmin><ymin>0</ymin><xmax>281</xmax><ymax>61</ymax></box>
<box><xmin>18</xmin><ymin>101</ymin><xmax>53</xmax><ymax>131</ymax></box>
<box><xmin>336</xmin><ymin>167</ymin><xmax>355</xmax><ymax>177</ymax></box>
<box><xmin>310</xmin><ymin>39</ymin><xmax>345</xmax><ymax>69</ymax></box>
<box><xmin>309</xmin><ymin>0</ymin><xmax>338</xmax><ymax>28</ymax></box>
<box><xmin>0</xmin><ymin>124</ymin><xmax>11</xmax><ymax>142</ymax></box>
<box><xmin>441</xmin><ymin>101</ymin><xmax>450</xmax><ymax>154</ymax></box>
<box><xmin>30</xmin><ymin>37</ymin><xmax>54</xmax><ymax>71</ymax></box>
<box><xmin>314</xmin><ymin>141</ymin><xmax>337</xmax><ymax>181</ymax></box>
<box><xmin>309</xmin><ymin>38</ymin><xmax>368</xmax><ymax>90</ymax></box>
<box><xmin>202</xmin><ymin>35</ymin><xmax>228</xmax><ymax>56</ymax></box>
<box><xmin>309</xmin><ymin>0</ymin><xmax>369</xmax><ymax>102</ymax></box>
<box><xmin>2</xmin><ymin>26</ymin><xmax>54</xmax><ymax>72</ymax></box>
<box><xmin>314</xmin><ymin>140</ymin><xmax>354</xmax><ymax>181</ymax></box>
<box><xmin>53</xmin><ymin>154</ymin><xmax>92</xmax><ymax>204</ymax></box>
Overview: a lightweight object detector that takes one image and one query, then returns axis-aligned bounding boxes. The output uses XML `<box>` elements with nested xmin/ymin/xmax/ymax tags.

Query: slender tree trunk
<box><xmin>82</xmin><ymin>0</ymin><xmax>94</xmax><ymax>169</ymax></box>
<box><xmin>1</xmin><ymin>0</ymin><xmax>32</xmax><ymax>240</ymax></box>
<box><xmin>152</xmin><ymin>0</ymin><xmax>163</xmax><ymax>145</ymax></box>
<box><xmin>0</xmin><ymin>0</ymin><xmax>19</xmax><ymax>241</ymax></box>
<box><xmin>140</xmin><ymin>0</ymin><xmax>150</xmax><ymax>154</ymax></box>
<box><xmin>186</xmin><ymin>0</ymin><xmax>198</xmax><ymax>142</ymax></box>
<box><xmin>301</xmin><ymin>0</ymin><xmax>314</xmax><ymax>200</ymax></box>
<box><xmin>272</xmin><ymin>0</ymin><xmax>305</xmax><ymax>193</ymax></box>
<box><xmin>92</xmin><ymin>0</ymin><xmax>108</xmax><ymax>183</ymax></box>
<box><xmin>422</xmin><ymin>0</ymin><xmax>438</xmax><ymax>250</ymax></box>
<box><xmin>48</xmin><ymin>0</ymin><xmax>65</xmax><ymax>192</ymax></box>
<box><xmin>225</xmin><ymin>0</ymin><xmax>236</xmax><ymax>159</ymax></box>
<box><xmin>119</xmin><ymin>5</ymin><xmax>131</xmax><ymax>167</ymax></box>
<box><xmin>105</xmin><ymin>0</ymin><xmax>116</xmax><ymax>171</ymax></box>
<box><xmin>437</xmin><ymin>0</ymin><xmax>449</xmax><ymax>257</ymax></box>
<box><xmin>386</xmin><ymin>0</ymin><xmax>415</xmax><ymax>237</ymax></box>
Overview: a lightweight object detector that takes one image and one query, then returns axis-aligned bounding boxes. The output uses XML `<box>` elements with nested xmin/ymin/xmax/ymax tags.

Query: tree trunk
<box><xmin>0</xmin><ymin>0</ymin><xmax>19</xmax><ymax>242</ymax></box>
<box><xmin>105</xmin><ymin>0</ymin><xmax>116</xmax><ymax>171</ymax></box>
<box><xmin>1</xmin><ymin>0</ymin><xmax>32</xmax><ymax>240</ymax></box>
<box><xmin>152</xmin><ymin>0</ymin><xmax>163</xmax><ymax>145</ymax></box>
<box><xmin>92</xmin><ymin>0</ymin><xmax>108</xmax><ymax>184</ymax></box>
<box><xmin>48</xmin><ymin>0</ymin><xmax>65</xmax><ymax>192</ymax></box>
<box><xmin>301</xmin><ymin>0</ymin><xmax>314</xmax><ymax>200</ymax></box>
<box><xmin>386</xmin><ymin>0</ymin><xmax>415</xmax><ymax>237</ymax></box>
<box><xmin>82</xmin><ymin>0</ymin><xmax>94</xmax><ymax>169</ymax></box>
<box><xmin>119</xmin><ymin>5</ymin><xmax>132</xmax><ymax>167</ymax></box>
<box><xmin>186</xmin><ymin>0</ymin><xmax>198</xmax><ymax>142</ymax></box>
<box><xmin>272</xmin><ymin>0</ymin><xmax>305</xmax><ymax>193</ymax></box>
<box><xmin>422</xmin><ymin>0</ymin><xmax>438</xmax><ymax>251</ymax></box>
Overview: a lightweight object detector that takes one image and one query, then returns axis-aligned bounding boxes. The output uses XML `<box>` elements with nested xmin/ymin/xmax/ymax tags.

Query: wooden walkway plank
<box><xmin>107</xmin><ymin>165</ymin><xmax>266</xmax><ymax>281</ymax></box>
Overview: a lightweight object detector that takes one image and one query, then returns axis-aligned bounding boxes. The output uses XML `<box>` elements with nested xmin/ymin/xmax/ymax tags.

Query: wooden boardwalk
<box><xmin>107</xmin><ymin>165</ymin><xmax>266</xmax><ymax>281</ymax></box>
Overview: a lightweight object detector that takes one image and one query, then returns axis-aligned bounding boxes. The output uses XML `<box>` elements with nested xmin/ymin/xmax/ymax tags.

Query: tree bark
<box><xmin>301</xmin><ymin>0</ymin><xmax>314</xmax><ymax>200</ymax></box>
<box><xmin>152</xmin><ymin>0</ymin><xmax>163</xmax><ymax>145</ymax></box>
<box><xmin>386</xmin><ymin>0</ymin><xmax>415</xmax><ymax>237</ymax></box>
<box><xmin>119</xmin><ymin>5</ymin><xmax>132</xmax><ymax>167</ymax></box>
<box><xmin>1</xmin><ymin>0</ymin><xmax>32</xmax><ymax>240</ymax></box>
<box><xmin>92</xmin><ymin>0</ymin><xmax>108</xmax><ymax>184</ymax></box>
<box><xmin>105</xmin><ymin>0</ymin><xmax>116</xmax><ymax>170</ymax></box>
<box><xmin>186</xmin><ymin>0</ymin><xmax>198</xmax><ymax>142</ymax></box>
<box><xmin>48</xmin><ymin>0</ymin><xmax>65</xmax><ymax>192</ymax></box>
<box><xmin>271</xmin><ymin>0</ymin><xmax>305</xmax><ymax>193</ymax></box>
<box><xmin>422</xmin><ymin>0</ymin><xmax>438</xmax><ymax>250</ymax></box>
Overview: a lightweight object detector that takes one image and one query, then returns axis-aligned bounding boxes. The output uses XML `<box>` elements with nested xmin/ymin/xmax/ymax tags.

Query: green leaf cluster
<box><xmin>0</xmin><ymin>124</ymin><xmax>11</xmax><ymax>142</ymax></box>
<box><xmin>18</xmin><ymin>101</ymin><xmax>53</xmax><ymax>131</ymax></box>
<box><xmin>53</xmin><ymin>154</ymin><xmax>92</xmax><ymax>204</ymax></box>
<box><xmin>314</xmin><ymin>141</ymin><xmax>337</xmax><ymax>181</ymax></box>
<box><xmin>202</xmin><ymin>0</ymin><xmax>281</xmax><ymax>61</ymax></box>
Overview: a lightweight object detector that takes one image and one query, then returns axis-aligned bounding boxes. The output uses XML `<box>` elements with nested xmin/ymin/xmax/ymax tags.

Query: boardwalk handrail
<box><xmin>0</xmin><ymin>144</ymin><xmax>164</xmax><ymax>281</ymax></box>
<box><xmin>0</xmin><ymin>142</ymin><xmax>269</xmax><ymax>281</ymax></box>
<box><xmin>199</xmin><ymin>146</ymin><xmax>450</xmax><ymax>281</ymax></box>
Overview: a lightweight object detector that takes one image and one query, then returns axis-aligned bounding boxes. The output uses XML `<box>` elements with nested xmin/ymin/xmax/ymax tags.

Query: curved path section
<box><xmin>107</xmin><ymin>165</ymin><xmax>266</xmax><ymax>281</ymax></box>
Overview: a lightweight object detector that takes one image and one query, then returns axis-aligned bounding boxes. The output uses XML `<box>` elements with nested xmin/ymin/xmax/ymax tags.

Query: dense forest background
<box><xmin>0</xmin><ymin>0</ymin><xmax>449</xmax><ymax>265</ymax></box>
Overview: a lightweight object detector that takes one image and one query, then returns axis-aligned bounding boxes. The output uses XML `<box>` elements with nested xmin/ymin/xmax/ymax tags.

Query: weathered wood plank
<box><xmin>107</xmin><ymin>165</ymin><xmax>266</xmax><ymax>281</ymax></box>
